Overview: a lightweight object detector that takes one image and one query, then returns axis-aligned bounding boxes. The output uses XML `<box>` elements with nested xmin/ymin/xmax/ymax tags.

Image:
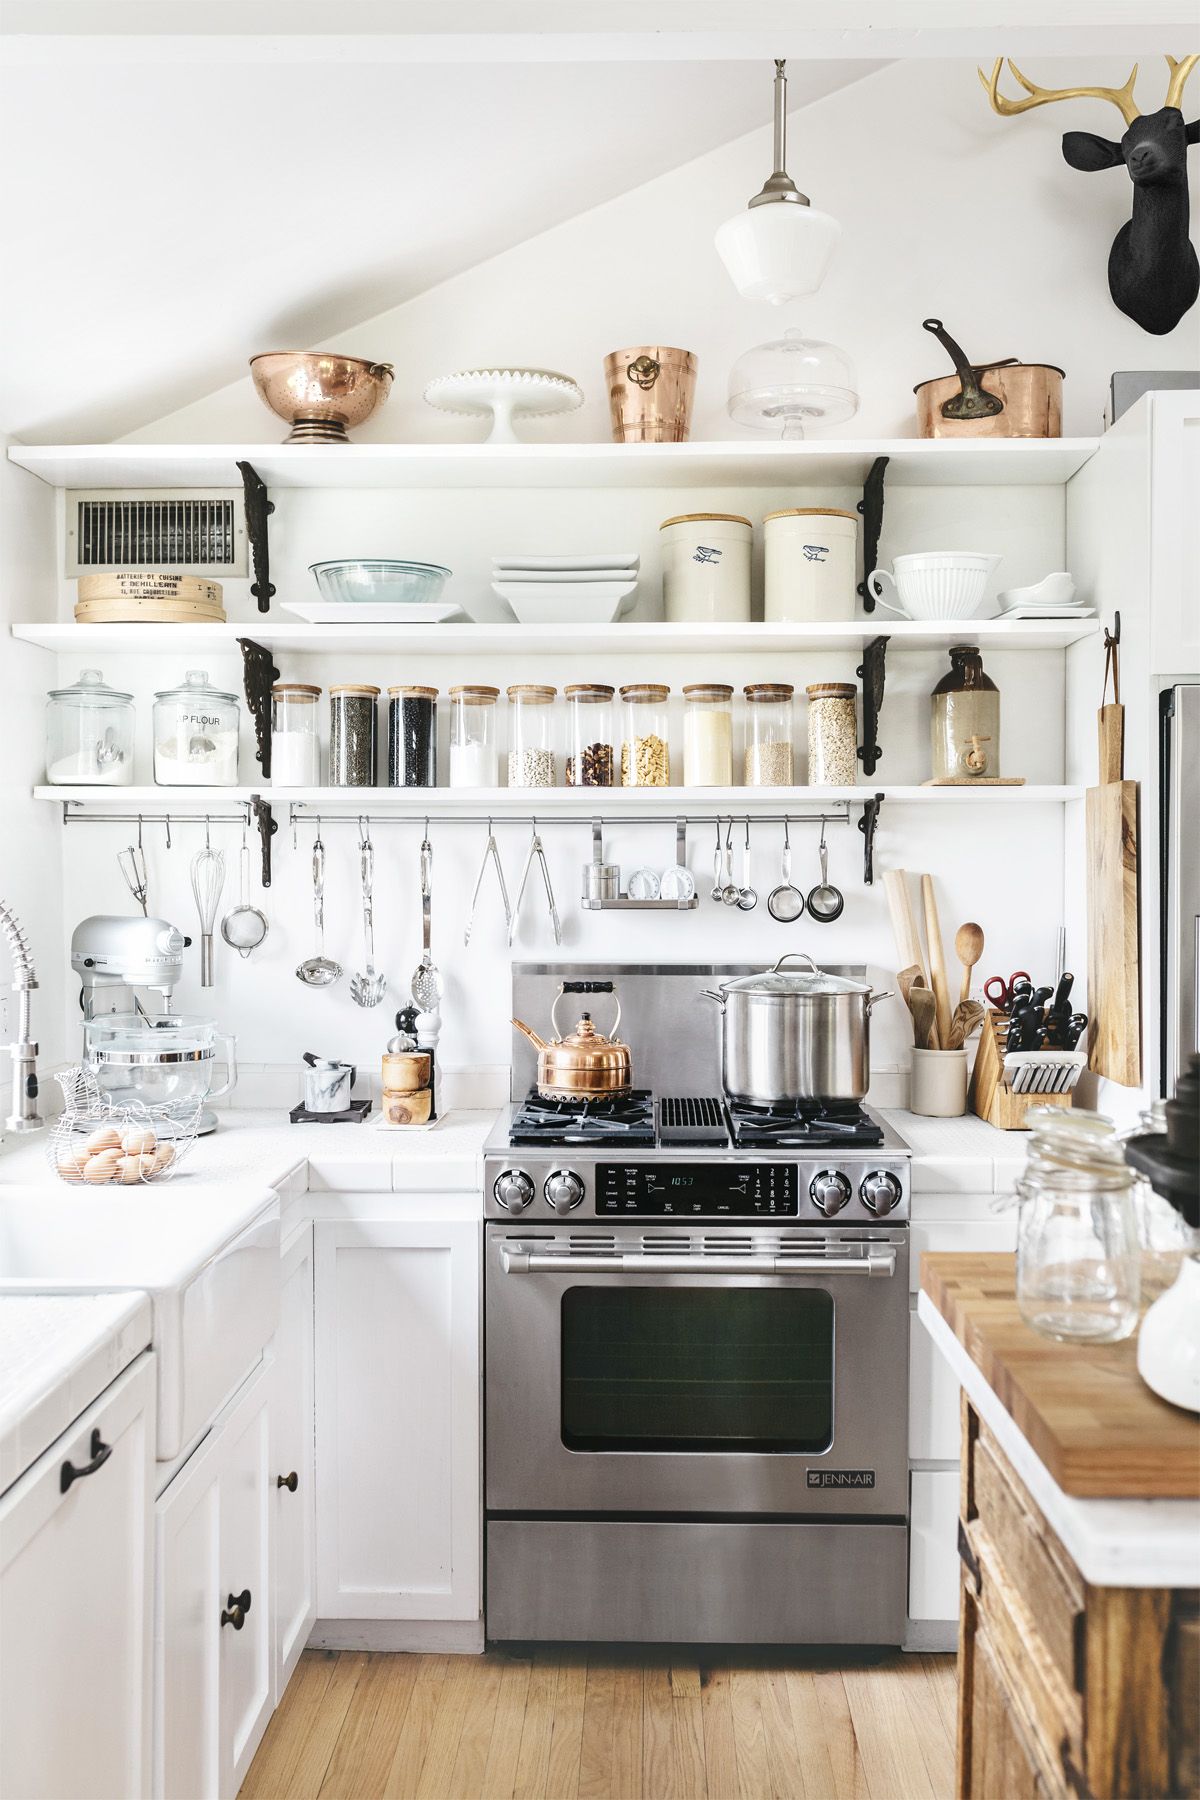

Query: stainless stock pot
<box><xmin>702</xmin><ymin>953</ymin><xmax>891</xmax><ymax>1105</ymax></box>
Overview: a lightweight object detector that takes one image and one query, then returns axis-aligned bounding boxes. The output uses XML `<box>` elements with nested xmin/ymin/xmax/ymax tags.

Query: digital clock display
<box><xmin>596</xmin><ymin>1162</ymin><xmax>798</xmax><ymax>1216</ymax></box>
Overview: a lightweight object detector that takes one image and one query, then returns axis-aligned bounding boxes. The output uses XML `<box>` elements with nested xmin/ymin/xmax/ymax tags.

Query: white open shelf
<box><xmin>37</xmin><ymin>784</ymin><xmax>1085</xmax><ymax>812</ymax></box>
<box><xmin>12</xmin><ymin>618</ymin><xmax>1100</xmax><ymax>656</ymax></box>
<box><xmin>7</xmin><ymin>437</ymin><xmax>1101</xmax><ymax>492</ymax></box>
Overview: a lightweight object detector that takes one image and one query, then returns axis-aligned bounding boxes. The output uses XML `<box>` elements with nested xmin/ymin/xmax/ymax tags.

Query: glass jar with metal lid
<box><xmin>659</xmin><ymin>513</ymin><xmax>752</xmax><ymax>622</ymax></box>
<box><xmin>448</xmin><ymin>685</ymin><xmax>499</xmax><ymax>786</ymax></box>
<box><xmin>763</xmin><ymin>507</ymin><xmax>859</xmax><ymax>621</ymax></box>
<box><xmin>682</xmin><ymin>683</ymin><xmax>733</xmax><ymax>787</ymax></box>
<box><xmin>329</xmin><ymin>684</ymin><xmax>379</xmax><ymax>786</ymax></box>
<box><xmin>46</xmin><ymin>668</ymin><xmax>134</xmax><ymax>786</ymax></box>
<box><xmin>388</xmin><ymin>685</ymin><xmax>437</xmax><ymax>788</ymax></box>
<box><xmin>507</xmin><ymin>685</ymin><xmax>557</xmax><ymax>788</ymax></box>
<box><xmin>565</xmin><ymin>683</ymin><xmax>615</xmax><ymax>787</ymax></box>
<box><xmin>271</xmin><ymin>683</ymin><xmax>320</xmax><ymax>787</ymax></box>
<box><xmin>743</xmin><ymin>683</ymin><xmax>794</xmax><ymax>785</ymax></box>
<box><xmin>1015</xmin><ymin>1108</ymin><xmax>1141</xmax><ymax>1342</ymax></box>
<box><xmin>806</xmin><ymin>681</ymin><xmax>857</xmax><ymax>786</ymax></box>
<box><xmin>620</xmin><ymin>684</ymin><xmax>671</xmax><ymax>786</ymax></box>
<box><xmin>153</xmin><ymin>669</ymin><xmax>240</xmax><ymax>786</ymax></box>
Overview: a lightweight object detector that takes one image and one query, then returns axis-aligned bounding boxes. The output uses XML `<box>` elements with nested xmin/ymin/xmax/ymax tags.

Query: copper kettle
<box><xmin>512</xmin><ymin>980</ymin><xmax>633</xmax><ymax>1099</ymax></box>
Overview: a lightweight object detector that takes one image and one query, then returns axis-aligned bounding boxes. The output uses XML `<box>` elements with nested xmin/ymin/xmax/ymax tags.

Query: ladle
<box><xmin>296</xmin><ymin>827</ymin><xmax>342</xmax><ymax>988</ymax></box>
<box><xmin>806</xmin><ymin>823</ymin><xmax>845</xmax><ymax>923</ymax></box>
<box><xmin>767</xmin><ymin>820</ymin><xmax>806</xmax><ymax>923</ymax></box>
<box><xmin>221</xmin><ymin>826</ymin><xmax>269</xmax><ymax>959</ymax></box>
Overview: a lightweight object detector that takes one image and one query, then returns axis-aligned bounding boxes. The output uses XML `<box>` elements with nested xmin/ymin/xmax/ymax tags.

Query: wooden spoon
<box><xmin>898</xmin><ymin>964</ymin><xmax>925</xmax><ymax>1010</ymax></box>
<box><xmin>909</xmin><ymin>987</ymin><xmax>939</xmax><ymax>1051</ymax></box>
<box><xmin>921</xmin><ymin>875</ymin><xmax>951</xmax><ymax>1050</ymax></box>
<box><xmin>955</xmin><ymin>921</ymin><xmax>985</xmax><ymax>1002</ymax></box>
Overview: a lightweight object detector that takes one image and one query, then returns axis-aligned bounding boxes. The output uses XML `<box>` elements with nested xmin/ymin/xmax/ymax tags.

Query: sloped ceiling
<box><xmin>0</xmin><ymin>52</ymin><xmax>881</xmax><ymax>441</ymax></box>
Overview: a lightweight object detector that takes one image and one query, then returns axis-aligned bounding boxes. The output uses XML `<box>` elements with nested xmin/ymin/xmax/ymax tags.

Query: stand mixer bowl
<box><xmin>83</xmin><ymin>1014</ymin><xmax>237</xmax><ymax>1136</ymax></box>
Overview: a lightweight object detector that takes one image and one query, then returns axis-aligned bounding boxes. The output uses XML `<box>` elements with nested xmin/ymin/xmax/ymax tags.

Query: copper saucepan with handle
<box><xmin>914</xmin><ymin>318</ymin><xmax>1063</xmax><ymax>439</ymax></box>
<box><xmin>512</xmin><ymin>979</ymin><xmax>633</xmax><ymax>1100</ymax></box>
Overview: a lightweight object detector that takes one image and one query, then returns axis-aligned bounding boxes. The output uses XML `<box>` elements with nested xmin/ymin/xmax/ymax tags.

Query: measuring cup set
<box><xmin>711</xmin><ymin>820</ymin><xmax>844</xmax><ymax>923</ymax></box>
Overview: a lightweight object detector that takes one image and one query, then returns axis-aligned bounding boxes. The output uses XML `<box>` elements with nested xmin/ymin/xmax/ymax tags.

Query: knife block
<box><xmin>969</xmin><ymin>1010</ymin><xmax>1073</xmax><ymax>1130</ymax></box>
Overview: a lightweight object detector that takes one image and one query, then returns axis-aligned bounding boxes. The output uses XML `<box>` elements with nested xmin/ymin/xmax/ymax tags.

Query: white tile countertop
<box><xmin>0</xmin><ymin>1291</ymin><xmax>152</xmax><ymax>1493</ymax></box>
<box><xmin>878</xmin><ymin>1109</ymin><xmax>1027</xmax><ymax>1196</ymax></box>
<box><xmin>918</xmin><ymin>1292</ymin><xmax>1200</xmax><ymax>1589</ymax></box>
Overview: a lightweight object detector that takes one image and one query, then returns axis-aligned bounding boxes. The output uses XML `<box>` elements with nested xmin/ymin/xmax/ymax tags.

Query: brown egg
<box><xmin>84</xmin><ymin>1127</ymin><xmax>121</xmax><ymax>1154</ymax></box>
<box><xmin>83</xmin><ymin>1151</ymin><xmax>122</xmax><ymax>1184</ymax></box>
<box><xmin>151</xmin><ymin>1143</ymin><xmax>176</xmax><ymax>1175</ymax></box>
<box><xmin>56</xmin><ymin>1155</ymin><xmax>88</xmax><ymax>1184</ymax></box>
<box><xmin>121</xmin><ymin>1128</ymin><xmax>157</xmax><ymax>1157</ymax></box>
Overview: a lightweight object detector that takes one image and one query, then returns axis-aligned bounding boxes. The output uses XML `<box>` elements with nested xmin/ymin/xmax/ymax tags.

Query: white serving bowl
<box><xmin>996</xmin><ymin>572</ymin><xmax>1077</xmax><ymax>610</ymax></box>
<box><xmin>866</xmin><ymin>551</ymin><xmax>1000</xmax><ymax>621</ymax></box>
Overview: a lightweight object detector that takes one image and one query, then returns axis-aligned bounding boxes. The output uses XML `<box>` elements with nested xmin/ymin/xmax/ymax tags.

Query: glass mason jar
<box><xmin>806</xmin><ymin>681</ymin><xmax>857</xmax><ymax>786</ymax></box>
<box><xmin>153</xmin><ymin>669</ymin><xmax>240</xmax><ymax>786</ymax></box>
<box><xmin>270</xmin><ymin>683</ymin><xmax>320</xmax><ymax>787</ymax></box>
<box><xmin>507</xmin><ymin>684</ymin><xmax>557</xmax><ymax>788</ymax></box>
<box><xmin>328</xmin><ymin>684</ymin><xmax>379</xmax><ymax>787</ymax></box>
<box><xmin>682</xmin><ymin>683</ymin><xmax>733</xmax><ymax>787</ymax></box>
<box><xmin>1015</xmin><ymin>1108</ymin><xmax>1141</xmax><ymax>1343</ymax></box>
<box><xmin>931</xmin><ymin>645</ymin><xmax>1001</xmax><ymax>781</ymax></box>
<box><xmin>46</xmin><ymin>668</ymin><xmax>134</xmax><ymax>787</ymax></box>
<box><xmin>448</xmin><ymin>685</ymin><xmax>499</xmax><ymax>787</ymax></box>
<box><xmin>388</xmin><ymin>685</ymin><xmax>437</xmax><ymax>788</ymax></box>
<box><xmin>620</xmin><ymin>683</ymin><xmax>671</xmax><ymax>786</ymax></box>
<box><xmin>743</xmin><ymin>683</ymin><xmax>794</xmax><ymax>786</ymax></box>
<box><xmin>564</xmin><ymin>683</ymin><xmax>615</xmax><ymax>787</ymax></box>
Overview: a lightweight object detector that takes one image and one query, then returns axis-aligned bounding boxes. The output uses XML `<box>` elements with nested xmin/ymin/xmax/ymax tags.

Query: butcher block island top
<box><xmin>921</xmin><ymin>1253</ymin><xmax>1200</xmax><ymax>1500</ymax></box>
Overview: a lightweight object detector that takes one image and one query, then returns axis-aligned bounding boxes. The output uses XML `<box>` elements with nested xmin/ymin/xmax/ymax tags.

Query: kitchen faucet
<box><xmin>0</xmin><ymin>899</ymin><xmax>42</xmax><ymax>1132</ymax></box>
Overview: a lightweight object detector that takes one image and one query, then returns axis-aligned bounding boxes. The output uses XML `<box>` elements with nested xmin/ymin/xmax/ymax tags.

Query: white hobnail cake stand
<box><xmin>423</xmin><ymin>368</ymin><xmax>583</xmax><ymax>443</ymax></box>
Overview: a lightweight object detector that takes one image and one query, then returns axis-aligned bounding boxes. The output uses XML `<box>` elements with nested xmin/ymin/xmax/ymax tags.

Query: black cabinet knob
<box><xmin>276</xmin><ymin>1471</ymin><xmax>298</xmax><ymax>1492</ymax></box>
<box><xmin>60</xmin><ymin>1429</ymin><xmax>112</xmax><ymax>1495</ymax></box>
<box><xmin>220</xmin><ymin>1588</ymin><xmax>252</xmax><ymax>1630</ymax></box>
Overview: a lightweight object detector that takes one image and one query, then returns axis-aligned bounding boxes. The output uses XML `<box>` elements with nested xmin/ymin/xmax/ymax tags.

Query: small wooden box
<box><xmin>969</xmin><ymin>1010</ymin><xmax>1073</xmax><ymax>1130</ymax></box>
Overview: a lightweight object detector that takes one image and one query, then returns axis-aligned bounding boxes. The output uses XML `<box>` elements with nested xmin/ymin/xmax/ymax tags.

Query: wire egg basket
<box><xmin>47</xmin><ymin>1066</ymin><xmax>199</xmax><ymax>1187</ymax></box>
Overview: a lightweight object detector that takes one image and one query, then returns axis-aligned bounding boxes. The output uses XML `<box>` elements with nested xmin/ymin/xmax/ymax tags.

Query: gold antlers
<box><xmin>1164</xmin><ymin>54</ymin><xmax>1199</xmax><ymax>110</ymax></box>
<box><xmin>978</xmin><ymin>58</ymin><xmax>1142</xmax><ymax>127</ymax></box>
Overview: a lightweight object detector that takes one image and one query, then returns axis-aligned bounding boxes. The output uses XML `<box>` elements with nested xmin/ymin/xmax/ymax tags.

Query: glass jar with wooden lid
<box><xmin>743</xmin><ymin>683</ymin><xmax>794</xmax><ymax>785</ymax></box>
<box><xmin>329</xmin><ymin>684</ymin><xmax>379</xmax><ymax>787</ymax></box>
<box><xmin>806</xmin><ymin>681</ymin><xmax>857</xmax><ymax>786</ymax></box>
<box><xmin>682</xmin><ymin>683</ymin><xmax>733</xmax><ymax>786</ymax></box>
<box><xmin>507</xmin><ymin>685</ymin><xmax>557</xmax><ymax>788</ymax></box>
<box><xmin>271</xmin><ymin>683</ymin><xmax>321</xmax><ymax>787</ymax></box>
<box><xmin>387</xmin><ymin>685</ymin><xmax>437</xmax><ymax>788</ymax></box>
<box><xmin>620</xmin><ymin>684</ymin><xmax>671</xmax><ymax>786</ymax></box>
<box><xmin>565</xmin><ymin>683</ymin><xmax>615</xmax><ymax>787</ymax></box>
<box><xmin>448</xmin><ymin>685</ymin><xmax>500</xmax><ymax>787</ymax></box>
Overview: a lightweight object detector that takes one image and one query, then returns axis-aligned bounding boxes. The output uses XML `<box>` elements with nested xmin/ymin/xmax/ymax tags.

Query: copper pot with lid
<box><xmin>914</xmin><ymin>318</ymin><xmax>1063</xmax><ymax>439</ymax></box>
<box><xmin>512</xmin><ymin>980</ymin><xmax>633</xmax><ymax>1099</ymax></box>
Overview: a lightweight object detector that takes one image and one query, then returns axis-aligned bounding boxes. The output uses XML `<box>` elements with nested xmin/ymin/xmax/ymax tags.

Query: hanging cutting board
<box><xmin>1085</xmin><ymin>777</ymin><xmax>1140</xmax><ymax>1085</ymax></box>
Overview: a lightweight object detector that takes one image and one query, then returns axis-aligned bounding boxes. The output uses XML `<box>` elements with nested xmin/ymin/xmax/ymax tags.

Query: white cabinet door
<box><xmin>1150</xmin><ymin>394</ymin><xmax>1200</xmax><ymax>676</ymax></box>
<box><xmin>909</xmin><ymin>1469</ymin><xmax>962</xmax><ymax>1622</ymax></box>
<box><xmin>155</xmin><ymin>1358</ymin><xmax>272</xmax><ymax>1800</ymax></box>
<box><xmin>315</xmin><ymin>1218</ymin><xmax>480</xmax><ymax>1622</ymax></box>
<box><xmin>0</xmin><ymin>1353</ymin><xmax>155</xmax><ymax>1800</ymax></box>
<box><xmin>272</xmin><ymin>1225</ymin><xmax>316</xmax><ymax>1695</ymax></box>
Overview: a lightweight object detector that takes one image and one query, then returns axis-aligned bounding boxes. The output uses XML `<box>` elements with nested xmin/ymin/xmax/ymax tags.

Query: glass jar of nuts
<box><xmin>565</xmin><ymin>683</ymin><xmax>616</xmax><ymax>787</ymax></box>
<box><xmin>620</xmin><ymin>683</ymin><xmax>671</xmax><ymax>787</ymax></box>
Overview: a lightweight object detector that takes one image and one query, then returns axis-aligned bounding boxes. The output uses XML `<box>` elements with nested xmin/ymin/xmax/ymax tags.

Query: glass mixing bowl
<box><xmin>83</xmin><ymin>1013</ymin><xmax>237</xmax><ymax>1132</ymax></box>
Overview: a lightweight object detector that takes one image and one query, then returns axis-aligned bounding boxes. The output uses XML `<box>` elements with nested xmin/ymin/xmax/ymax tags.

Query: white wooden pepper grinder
<box><xmin>415</xmin><ymin>1005</ymin><xmax>441</xmax><ymax>1121</ymax></box>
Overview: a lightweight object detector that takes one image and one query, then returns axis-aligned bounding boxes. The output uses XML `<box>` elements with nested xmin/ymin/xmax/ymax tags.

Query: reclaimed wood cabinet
<box><xmin>956</xmin><ymin>1396</ymin><xmax>1199</xmax><ymax>1800</ymax></box>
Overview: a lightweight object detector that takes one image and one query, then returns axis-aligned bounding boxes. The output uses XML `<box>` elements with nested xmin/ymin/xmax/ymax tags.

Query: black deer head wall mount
<box><xmin>980</xmin><ymin>55</ymin><xmax>1199</xmax><ymax>336</ymax></box>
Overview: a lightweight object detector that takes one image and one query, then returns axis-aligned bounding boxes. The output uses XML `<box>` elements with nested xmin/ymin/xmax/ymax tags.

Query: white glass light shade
<box><xmin>714</xmin><ymin>202</ymin><xmax>841</xmax><ymax>304</ymax></box>
<box><xmin>727</xmin><ymin>328</ymin><xmax>859</xmax><ymax>439</ymax></box>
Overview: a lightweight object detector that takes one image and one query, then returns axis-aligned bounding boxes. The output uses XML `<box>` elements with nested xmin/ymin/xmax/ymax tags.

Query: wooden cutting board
<box><xmin>1085</xmin><ymin>778</ymin><xmax>1141</xmax><ymax>1085</ymax></box>
<box><xmin>922</xmin><ymin>1254</ymin><xmax>1199</xmax><ymax>1498</ymax></box>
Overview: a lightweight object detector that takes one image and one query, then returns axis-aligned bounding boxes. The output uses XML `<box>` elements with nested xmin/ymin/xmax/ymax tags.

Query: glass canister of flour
<box><xmin>930</xmin><ymin>645</ymin><xmax>1001</xmax><ymax>782</ymax></box>
<box><xmin>153</xmin><ymin>669</ymin><xmax>240</xmax><ymax>786</ymax></box>
<box><xmin>448</xmin><ymin>685</ymin><xmax>499</xmax><ymax>787</ymax></box>
<box><xmin>270</xmin><ymin>683</ymin><xmax>320</xmax><ymax>787</ymax></box>
<box><xmin>682</xmin><ymin>683</ymin><xmax>733</xmax><ymax>787</ymax></box>
<box><xmin>806</xmin><ymin>682</ymin><xmax>858</xmax><ymax>786</ymax></box>
<box><xmin>764</xmin><ymin>508</ymin><xmax>859</xmax><ymax>621</ymax></box>
<box><xmin>659</xmin><ymin>513</ymin><xmax>752</xmax><ymax>623</ymax></box>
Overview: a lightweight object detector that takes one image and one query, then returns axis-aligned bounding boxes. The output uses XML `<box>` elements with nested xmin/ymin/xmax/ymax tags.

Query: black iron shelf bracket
<box><xmin>856</xmin><ymin>454</ymin><xmax>889</xmax><ymax>615</ymax></box>
<box><xmin>858</xmin><ymin>793</ymin><xmax>884</xmax><ymax>886</ymax></box>
<box><xmin>238</xmin><ymin>636</ymin><xmax>280</xmax><ymax>780</ymax></box>
<box><xmin>237</xmin><ymin>459</ymin><xmax>275</xmax><ymax>614</ymax></box>
<box><xmin>250</xmin><ymin>794</ymin><xmax>278</xmax><ymax>888</ymax></box>
<box><xmin>856</xmin><ymin>634</ymin><xmax>889</xmax><ymax>779</ymax></box>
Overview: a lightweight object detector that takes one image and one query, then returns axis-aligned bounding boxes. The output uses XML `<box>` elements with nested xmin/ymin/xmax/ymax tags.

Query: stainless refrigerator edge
<box><xmin>1160</xmin><ymin>683</ymin><xmax>1200</xmax><ymax>1094</ymax></box>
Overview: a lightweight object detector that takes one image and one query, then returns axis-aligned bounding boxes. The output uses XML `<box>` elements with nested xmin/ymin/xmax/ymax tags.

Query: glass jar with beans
<box><xmin>743</xmin><ymin>683</ymin><xmax>794</xmax><ymax>786</ymax></box>
<box><xmin>565</xmin><ymin>683</ymin><xmax>616</xmax><ymax>787</ymax></box>
<box><xmin>329</xmin><ymin>684</ymin><xmax>379</xmax><ymax>786</ymax></box>
<box><xmin>506</xmin><ymin>685</ymin><xmax>557</xmax><ymax>788</ymax></box>
<box><xmin>620</xmin><ymin>683</ymin><xmax>671</xmax><ymax>787</ymax></box>
<box><xmin>387</xmin><ymin>685</ymin><xmax>437</xmax><ymax>788</ymax></box>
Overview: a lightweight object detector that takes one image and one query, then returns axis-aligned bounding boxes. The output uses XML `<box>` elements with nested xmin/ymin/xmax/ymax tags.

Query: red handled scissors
<box><xmin>983</xmin><ymin>970</ymin><xmax>1033</xmax><ymax>1011</ymax></box>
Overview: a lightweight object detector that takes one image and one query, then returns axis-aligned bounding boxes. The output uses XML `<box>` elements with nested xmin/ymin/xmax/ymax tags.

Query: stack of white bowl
<box><xmin>492</xmin><ymin>554</ymin><xmax>639</xmax><ymax>624</ymax></box>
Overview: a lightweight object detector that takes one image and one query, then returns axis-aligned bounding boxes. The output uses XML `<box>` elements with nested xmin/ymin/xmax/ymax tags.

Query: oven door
<box><xmin>485</xmin><ymin>1224</ymin><xmax>909</xmax><ymax>1517</ymax></box>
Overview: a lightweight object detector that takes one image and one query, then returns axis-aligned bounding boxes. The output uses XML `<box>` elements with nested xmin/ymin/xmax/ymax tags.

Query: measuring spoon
<box><xmin>736</xmin><ymin>819</ymin><xmax>758</xmax><ymax>911</ymax></box>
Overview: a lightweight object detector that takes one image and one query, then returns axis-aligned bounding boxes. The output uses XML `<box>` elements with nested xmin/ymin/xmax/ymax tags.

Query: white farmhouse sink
<box><xmin>0</xmin><ymin>1183</ymin><xmax>279</xmax><ymax>1460</ymax></box>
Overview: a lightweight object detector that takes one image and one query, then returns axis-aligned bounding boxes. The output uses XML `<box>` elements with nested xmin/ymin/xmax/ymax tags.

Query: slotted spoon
<box><xmin>411</xmin><ymin>834</ymin><xmax>444</xmax><ymax>1009</ymax></box>
<box><xmin>350</xmin><ymin>826</ymin><xmax>386</xmax><ymax>1008</ymax></box>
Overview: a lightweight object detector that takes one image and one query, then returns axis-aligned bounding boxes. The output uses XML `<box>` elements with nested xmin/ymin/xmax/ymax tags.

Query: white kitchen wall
<box><xmin>129</xmin><ymin>57</ymin><xmax>1200</xmax><ymax>447</ymax></box>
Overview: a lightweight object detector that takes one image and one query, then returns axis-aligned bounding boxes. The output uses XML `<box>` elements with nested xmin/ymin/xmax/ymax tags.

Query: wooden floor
<box><xmin>240</xmin><ymin>1646</ymin><xmax>957</xmax><ymax>1800</ymax></box>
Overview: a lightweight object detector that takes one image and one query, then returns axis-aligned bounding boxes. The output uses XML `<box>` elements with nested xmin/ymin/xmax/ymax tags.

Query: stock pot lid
<box><xmin>720</xmin><ymin>957</ymin><xmax>869</xmax><ymax>998</ymax></box>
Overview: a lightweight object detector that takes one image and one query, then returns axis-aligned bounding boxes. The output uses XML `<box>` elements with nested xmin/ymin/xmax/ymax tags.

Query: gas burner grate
<box><xmin>658</xmin><ymin>1096</ymin><xmax>729</xmax><ymax>1146</ymax></box>
<box><xmin>727</xmin><ymin>1100</ymin><xmax>885</xmax><ymax>1149</ymax></box>
<box><xmin>508</xmin><ymin>1088</ymin><xmax>657</xmax><ymax>1147</ymax></box>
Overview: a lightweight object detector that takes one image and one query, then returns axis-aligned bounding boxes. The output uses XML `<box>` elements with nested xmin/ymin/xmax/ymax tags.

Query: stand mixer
<box><xmin>70</xmin><ymin>915</ymin><xmax>237</xmax><ymax>1134</ymax></box>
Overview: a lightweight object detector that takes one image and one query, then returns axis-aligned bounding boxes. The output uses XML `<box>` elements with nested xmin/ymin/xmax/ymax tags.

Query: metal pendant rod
<box><xmin>285</xmin><ymin>806</ymin><xmax>855</xmax><ymax>829</ymax></box>
<box><xmin>61</xmin><ymin>808</ymin><xmax>251</xmax><ymax>826</ymax></box>
<box><xmin>773</xmin><ymin>58</ymin><xmax>788</xmax><ymax>177</ymax></box>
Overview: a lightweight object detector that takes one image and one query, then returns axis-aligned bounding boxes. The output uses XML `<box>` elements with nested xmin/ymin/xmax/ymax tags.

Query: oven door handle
<box><xmin>499</xmin><ymin>1248</ymin><xmax>897</xmax><ymax>1278</ymax></box>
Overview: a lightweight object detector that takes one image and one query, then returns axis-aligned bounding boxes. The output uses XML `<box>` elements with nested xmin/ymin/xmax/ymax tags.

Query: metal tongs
<box><xmin>465</xmin><ymin>820</ymin><xmax>511</xmax><ymax>945</ymax></box>
<box><xmin>509</xmin><ymin>820</ymin><xmax>561</xmax><ymax>947</ymax></box>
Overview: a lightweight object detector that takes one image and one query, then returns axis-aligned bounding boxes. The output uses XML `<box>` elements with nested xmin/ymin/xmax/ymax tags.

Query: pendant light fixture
<box><xmin>715</xmin><ymin>59</ymin><xmax>841</xmax><ymax>303</ymax></box>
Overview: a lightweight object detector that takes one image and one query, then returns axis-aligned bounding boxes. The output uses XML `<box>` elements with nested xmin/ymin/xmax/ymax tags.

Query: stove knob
<box><xmin>544</xmin><ymin>1168</ymin><xmax>585</xmax><ymax>1214</ymax></box>
<box><xmin>810</xmin><ymin>1169</ymin><xmax>852</xmax><ymax>1215</ymax></box>
<box><xmin>493</xmin><ymin>1169</ymin><xmax>534</xmax><ymax>1213</ymax></box>
<box><xmin>860</xmin><ymin>1170</ymin><xmax>903</xmax><ymax>1216</ymax></box>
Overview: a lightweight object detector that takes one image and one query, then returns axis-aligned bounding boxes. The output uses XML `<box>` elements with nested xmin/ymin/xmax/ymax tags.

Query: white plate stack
<box><xmin>492</xmin><ymin>553</ymin><xmax>639</xmax><ymax>624</ymax></box>
<box><xmin>994</xmin><ymin>573</ymin><xmax>1094</xmax><ymax>621</ymax></box>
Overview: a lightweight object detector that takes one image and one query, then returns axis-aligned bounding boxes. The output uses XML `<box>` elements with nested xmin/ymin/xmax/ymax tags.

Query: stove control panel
<box><xmin>596</xmin><ymin>1162</ymin><xmax>799</xmax><ymax>1216</ymax></box>
<box><xmin>485</xmin><ymin>1154</ymin><xmax>909</xmax><ymax>1222</ymax></box>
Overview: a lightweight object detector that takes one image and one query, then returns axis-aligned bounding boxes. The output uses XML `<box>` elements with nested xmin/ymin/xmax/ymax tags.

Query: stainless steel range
<box><xmin>484</xmin><ymin>964</ymin><xmax>913</xmax><ymax>1648</ymax></box>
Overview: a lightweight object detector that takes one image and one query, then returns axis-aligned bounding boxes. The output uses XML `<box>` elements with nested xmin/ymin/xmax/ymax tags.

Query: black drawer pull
<box><xmin>60</xmin><ymin>1429</ymin><xmax>112</xmax><ymax>1494</ymax></box>
<box><xmin>277</xmin><ymin>1471</ymin><xmax>298</xmax><ymax>1492</ymax></box>
<box><xmin>221</xmin><ymin>1588</ymin><xmax>252</xmax><ymax>1630</ymax></box>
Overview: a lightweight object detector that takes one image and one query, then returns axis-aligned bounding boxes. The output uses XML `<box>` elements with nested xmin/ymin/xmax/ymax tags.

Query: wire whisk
<box><xmin>189</xmin><ymin>819</ymin><xmax>226</xmax><ymax>988</ymax></box>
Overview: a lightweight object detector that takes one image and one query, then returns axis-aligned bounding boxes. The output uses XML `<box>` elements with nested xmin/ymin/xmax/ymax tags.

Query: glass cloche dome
<box><xmin>727</xmin><ymin>328</ymin><xmax>859</xmax><ymax>439</ymax></box>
